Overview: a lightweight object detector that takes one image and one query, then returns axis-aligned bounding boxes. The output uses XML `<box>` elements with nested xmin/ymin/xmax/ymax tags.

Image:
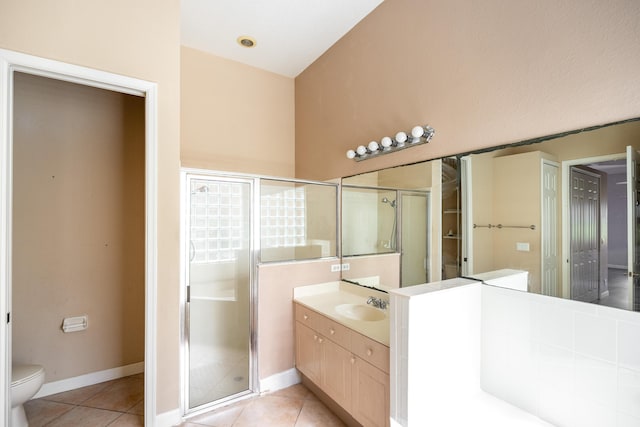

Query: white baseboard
<box><xmin>259</xmin><ymin>368</ymin><xmax>301</xmax><ymax>394</ymax></box>
<box><xmin>156</xmin><ymin>408</ymin><xmax>181</xmax><ymax>427</ymax></box>
<box><xmin>608</xmin><ymin>264</ymin><xmax>627</xmax><ymax>270</ymax></box>
<box><xmin>33</xmin><ymin>361</ymin><xmax>144</xmax><ymax>399</ymax></box>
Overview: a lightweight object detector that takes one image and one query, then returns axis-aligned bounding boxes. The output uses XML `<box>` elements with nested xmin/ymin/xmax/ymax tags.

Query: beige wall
<box><xmin>257</xmin><ymin>260</ymin><xmax>340</xmax><ymax>381</ymax></box>
<box><xmin>181</xmin><ymin>47</ymin><xmax>295</xmax><ymax>177</ymax></box>
<box><xmin>295</xmin><ymin>0</ymin><xmax>640</xmax><ymax>181</ymax></box>
<box><xmin>493</xmin><ymin>152</ymin><xmax>544</xmax><ymax>293</ymax></box>
<box><xmin>1</xmin><ymin>0</ymin><xmax>180</xmax><ymax>413</ymax></box>
<box><xmin>12</xmin><ymin>73</ymin><xmax>145</xmax><ymax>381</ymax></box>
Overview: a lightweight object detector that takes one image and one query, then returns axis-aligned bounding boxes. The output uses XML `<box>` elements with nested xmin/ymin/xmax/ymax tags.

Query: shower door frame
<box><xmin>180</xmin><ymin>170</ymin><xmax>259</xmax><ymax>416</ymax></box>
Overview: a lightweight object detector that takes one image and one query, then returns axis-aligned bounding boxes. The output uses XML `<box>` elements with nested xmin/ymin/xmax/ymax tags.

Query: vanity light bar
<box><xmin>346</xmin><ymin>125</ymin><xmax>435</xmax><ymax>161</ymax></box>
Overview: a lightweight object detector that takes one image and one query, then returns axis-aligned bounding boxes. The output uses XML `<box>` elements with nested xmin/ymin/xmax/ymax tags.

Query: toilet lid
<box><xmin>12</xmin><ymin>364</ymin><xmax>44</xmax><ymax>386</ymax></box>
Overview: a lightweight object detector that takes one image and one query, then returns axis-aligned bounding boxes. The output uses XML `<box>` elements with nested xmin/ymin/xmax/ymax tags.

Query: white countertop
<box><xmin>388</xmin><ymin>277</ymin><xmax>480</xmax><ymax>298</ymax></box>
<box><xmin>293</xmin><ymin>281</ymin><xmax>390</xmax><ymax>346</ymax></box>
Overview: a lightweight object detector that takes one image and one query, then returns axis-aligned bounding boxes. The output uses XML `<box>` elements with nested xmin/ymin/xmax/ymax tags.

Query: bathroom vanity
<box><xmin>294</xmin><ymin>282</ymin><xmax>390</xmax><ymax>427</ymax></box>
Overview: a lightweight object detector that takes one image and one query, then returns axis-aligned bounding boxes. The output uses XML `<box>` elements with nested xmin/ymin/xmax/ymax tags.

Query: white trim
<box><xmin>155</xmin><ymin>408</ymin><xmax>182</xmax><ymax>427</ymax></box>
<box><xmin>0</xmin><ymin>48</ymin><xmax>158</xmax><ymax>427</ymax></box>
<box><xmin>34</xmin><ymin>362</ymin><xmax>144</xmax><ymax>399</ymax></box>
<box><xmin>460</xmin><ymin>156</ymin><xmax>473</xmax><ymax>275</ymax></box>
<box><xmin>258</xmin><ymin>368</ymin><xmax>301</xmax><ymax>394</ymax></box>
<box><xmin>0</xmin><ymin>50</ymin><xmax>13</xmax><ymax>427</ymax></box>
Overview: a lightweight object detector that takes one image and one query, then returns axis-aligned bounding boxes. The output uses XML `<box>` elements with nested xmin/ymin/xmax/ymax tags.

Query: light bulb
<box><xmin>381</xmin><ymin>136</ymin><xmax>392</xmax><ymax>149</ymax></box>
<box><xmin>346</xmin><ymin>149</ymin><xmax>356</xmax><ymax>159</ymax></box>
<box><xmin>368</xmin><ymin>141</ymin><xmax>379</xmax><ymax>152</ymax></box>
<box><xmin>411</xmin><ymin>126</ymin><xmax>425</xmax><ymax>138</ymax></box>
<box><xmin>395</xmin><ymin>131</ymin><xmax>407</xmax><ymax>145</ymax></box>
<box><xmin>356</xmin><ymin>145</ymin><xmax>367</xmax><ymax>155</ymax></box>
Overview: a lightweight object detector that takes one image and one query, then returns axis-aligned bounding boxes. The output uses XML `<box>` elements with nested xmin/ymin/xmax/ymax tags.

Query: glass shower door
<box><xmin>185</xmin><ymin>175</ymin><xmax>254</xmax><ymax>410</ymax></box>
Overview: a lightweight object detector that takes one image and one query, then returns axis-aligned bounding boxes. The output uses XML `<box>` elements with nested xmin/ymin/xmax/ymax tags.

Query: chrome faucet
<box><xmin>367</xmin><ymin>296</ymin><xmax>389</xmax><ymax>310</ymax></box>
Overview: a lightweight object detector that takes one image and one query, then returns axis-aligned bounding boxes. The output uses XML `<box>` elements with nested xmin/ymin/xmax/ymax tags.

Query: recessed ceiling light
<box><xmin>237</xmin><ymin>36</ymin><xmax>256</xmax><ymax>48</ymax></box>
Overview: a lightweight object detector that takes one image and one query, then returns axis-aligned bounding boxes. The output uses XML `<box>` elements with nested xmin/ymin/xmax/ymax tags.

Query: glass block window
<box><xmin>260</xmin><ymin>182</ymin><xmax>306</xmax><ymax>249</ymax></box>
<box><xmin>260</xmin><ymin>180</ymin><xmax>337</xmax><ymax>262</ymax></box>
<box><xmin>190</xmin><ymin>180</ymin><xmax>246</xmax><ymax>263</ymax></box>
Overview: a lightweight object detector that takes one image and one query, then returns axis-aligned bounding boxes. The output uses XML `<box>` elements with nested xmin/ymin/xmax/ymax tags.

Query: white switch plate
<box><xmin>341</xmin><ymin>263</ymin><xmax>350</xmax><ymax>271</ymax></box>
<box><xmin>516</xmin><ymin>242</ymin><xmax>530</xmax><ymax>252</ymax></box>
<box><xmin>331</xmin><ymin>264</ymin><xmax>341</xmax><ymax>272</ymax></box>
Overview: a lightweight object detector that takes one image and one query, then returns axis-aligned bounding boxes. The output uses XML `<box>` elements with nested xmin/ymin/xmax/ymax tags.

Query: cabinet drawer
<box><xmin>295</xmin><ymin>303</ymin><xmax>322</xmax><ymax>331</ymax></box>
<box><xmin>316</xmin><ymin>316</ymin><xmax>351</xmax><ymax>349</ymax></box>
<box><xmin>351</xmin><ymin>332</ymin><xmax>389</xmax><ymax>374</ymax></box>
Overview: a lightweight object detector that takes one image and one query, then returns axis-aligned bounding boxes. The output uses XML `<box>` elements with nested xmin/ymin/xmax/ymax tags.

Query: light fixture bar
<box><xmin>346</xmin><ymin>125</ymin><xmax>435</xmax><ymax>161</ymax></box>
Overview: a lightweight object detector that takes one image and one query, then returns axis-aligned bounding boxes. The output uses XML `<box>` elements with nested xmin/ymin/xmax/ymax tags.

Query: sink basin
<box><xmin>335</xmin><ymin>303</ymin><xmax>386</xmax><ymax>321</ymax></box>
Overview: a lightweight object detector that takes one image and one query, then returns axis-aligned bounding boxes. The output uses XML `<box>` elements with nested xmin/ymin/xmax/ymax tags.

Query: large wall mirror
<box><xmin>341</xmin><ymin>118</ymin><xmax>640</xmax><ymax>313</ymax></box>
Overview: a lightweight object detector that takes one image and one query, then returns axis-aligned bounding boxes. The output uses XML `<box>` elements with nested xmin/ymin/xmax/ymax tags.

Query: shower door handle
<box><xmin>186</xmin><ymin>285</ymin><xmax>191</xmax><ymax>303</ymax></box>
<box><xmin>189</xmin><ymin>240</ymin><xmax>196</xmax><ymax>262</ymax></box>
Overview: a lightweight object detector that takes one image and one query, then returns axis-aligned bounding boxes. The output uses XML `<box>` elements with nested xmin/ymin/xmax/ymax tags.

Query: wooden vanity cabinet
<box><xmin>295</xmin><ymin>303</ymin><xmax>389</xmax><ymax>427</ymax></box>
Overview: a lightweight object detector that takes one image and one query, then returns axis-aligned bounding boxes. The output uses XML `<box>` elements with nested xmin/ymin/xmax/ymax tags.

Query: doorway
<box><xmin>0</xmin><ymin>49</ymin><xmax>158</xmax><ymax>426</ymax></box>
<box><xmin>564</xmin><ymin>153</ymin><xmax>632</xmax><ymax>310</ymax></box>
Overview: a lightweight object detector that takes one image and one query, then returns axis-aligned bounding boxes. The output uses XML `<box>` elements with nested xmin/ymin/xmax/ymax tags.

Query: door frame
<box><xmin>0</xmin><ymin>49</ymin><xmax>159</xmax><ymax>426</ymax></box>
<box><xmin>561</xmin><ymin>153</ymin><xmax>624</xmax><ymax>299</ymax></box>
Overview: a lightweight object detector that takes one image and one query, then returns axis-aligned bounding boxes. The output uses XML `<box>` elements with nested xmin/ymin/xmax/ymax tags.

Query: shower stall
<box><xmin>342</xmin><ymin>186</ymin><xmax>431</xmax><ymax>287</ymax></box>
<box><xmin>181</xmin><ymin>171</ymin><xmax>338</xmax><ymax>414</ymax></box>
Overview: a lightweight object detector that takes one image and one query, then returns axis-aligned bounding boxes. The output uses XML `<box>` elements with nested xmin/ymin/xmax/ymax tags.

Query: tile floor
<box><xmin>597</xmin><ymin>268</ymin><xmax>629</xmax><ymax>310</ymax></box>
<box><xmin>24</xmin><ymin>373</ymin><xmax>144</xmax><ymax>427</ymax></box>
<box><xmin>180</xmin><ymin>383</ymin><xmax>346</xmax><ymax>427</ymax></box>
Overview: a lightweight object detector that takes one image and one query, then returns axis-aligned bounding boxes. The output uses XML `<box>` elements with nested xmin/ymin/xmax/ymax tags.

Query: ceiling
<box><xmin>181</xmin><ymin>0</ymin><xmax>384</xmax><ymax>78</ymax></box>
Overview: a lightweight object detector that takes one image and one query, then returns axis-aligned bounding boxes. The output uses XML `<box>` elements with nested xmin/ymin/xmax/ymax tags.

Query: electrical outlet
<box><xmin>341</xmin><ymin>263</ymin><xmax>350</xmax><ymax>271</ymax></box>
<box><xmin>331</xmin><ymin>264</ymin><xmax>341</xmax><ymax>272</ymax></box>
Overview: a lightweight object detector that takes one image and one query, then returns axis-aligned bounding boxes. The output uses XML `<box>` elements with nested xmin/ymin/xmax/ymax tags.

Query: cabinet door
<box><xmin>352</xmin><ymin>358</ymin><xmax>390</xmax><ymax>427</ymax></box>
<box><xmin>295</xmin><ymin>322</ymin><xmax>322</xmax><ymax>384</ymax></box>
<box><xmin>321</xmin><ymin>337</ymin><xmax>353</xmax><ymax>412</ymax></box>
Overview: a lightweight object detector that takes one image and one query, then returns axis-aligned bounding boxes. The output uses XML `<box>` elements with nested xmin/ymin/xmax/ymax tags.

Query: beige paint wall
<box><xmin>257</xmin><ymin>260</ymin><xmax>340</xmax><ymax>380</ymax></box>
<box><xmin>493</xmin><ymin>152</ymin><xmax>544</xmax><ymax>293</ymax></box>
<box><xmin>12</xmin><ymin>73</ymin><xmax>145</xmax><ymax>381</ymax></box>
<box><xmin>1</xmin><ymin>0</ymin><xmax>180</xmax><ymax>413</ymax></box>
<box><xmin>295</xmin><ymin>0</ymin><xmax>640</xmax><ymax>181</ymax></box>
<box><xmin>181</xmin><ymin>47</ymin><xmax>295</xmax><ymax>177</ymax></box>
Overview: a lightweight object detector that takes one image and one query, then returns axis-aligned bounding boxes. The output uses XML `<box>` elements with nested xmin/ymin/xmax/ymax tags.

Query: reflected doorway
<box><xmin>567</xmin><ymin>156</ymin><xmax>632</xmax><ymax>310</ymax></box>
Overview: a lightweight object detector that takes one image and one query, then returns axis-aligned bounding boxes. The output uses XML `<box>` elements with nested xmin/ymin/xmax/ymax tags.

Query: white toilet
<box><xmin>11</xmin><ymin>364</ymin><xmax>45</xmax><ymax>427</ymax></box>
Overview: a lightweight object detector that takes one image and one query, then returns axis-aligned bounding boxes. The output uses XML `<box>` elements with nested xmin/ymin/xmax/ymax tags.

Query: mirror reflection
<box><xmin>342</xmin><ymin>160</ymin><xmax>448</xmax><ymax>288</ymax></box>
<box><xmin>466</xmin><ymin>118</ymin><xmax>640</xmax><ymax>311</ymax></box>
<box><xmin>341</xmin><ymin>118</ymin><xmax>640</xmax><ymax>312</ymax></box>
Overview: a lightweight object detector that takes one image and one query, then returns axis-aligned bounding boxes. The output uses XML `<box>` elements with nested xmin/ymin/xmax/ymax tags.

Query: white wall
<box><xmin>390</xmin><ymin>274</ymin><xmax>640</xmax><ymax>427</ymax></box>
<box><xmin>482</xmin><ymin>285</ymin><xmax>640</xmax><ymax>427</ymax></box>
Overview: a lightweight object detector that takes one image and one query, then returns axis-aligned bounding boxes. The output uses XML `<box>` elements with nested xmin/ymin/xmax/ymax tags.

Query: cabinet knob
<box><xmin>329</xmin><ymin>328</ymin><xmax>335</xmax><ymax>335</ymax></box>
<box><xmin>318</xmin><ymin>337</ymin><xmax>324</xmax><ymax>343</ymax></box>
<box><xmin>350</xmin><ymin>357</ymin><xmax>356</xmax><ymax>364</ymax></box>
<box><xmin>367</xmin><ymin>348</ymin><xmax>373</xmax><ymax>356</ymax></box>
<box><xmin>303</xmin><ymin>314</ymin><xmax>309</xmax><ymax>320</ymax></box>
<box><xmin>313</xmin><ymin>335</ymin><xmax>318</xmax><ymax>341</ymax></box>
